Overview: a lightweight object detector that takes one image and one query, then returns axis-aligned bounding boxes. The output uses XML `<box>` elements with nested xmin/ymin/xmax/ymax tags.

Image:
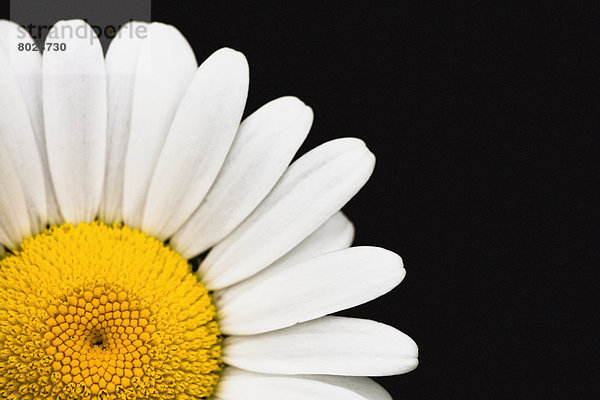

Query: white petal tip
<box><xmin>206</xmin><ymin>47</ymin><xmax>249</xmax><ymax>72</ymax></box>
<box><xmin>275</xmin><ymin>95</ymin><xmax>308</xmax><ymax>106</ymax></box>
<box><xmin>395</xmin><ymin>358</ymin><xmax>419</xmax><ymax>375</ymax></box>
<box><xmin>214</xmin><ymin>46</ymin><xmax>246</xmax><ymax>57</ymax></box>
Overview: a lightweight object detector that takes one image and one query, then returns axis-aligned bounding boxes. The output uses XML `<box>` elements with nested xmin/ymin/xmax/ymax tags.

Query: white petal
<box><xmin>42</xmin><ymin>20</ymin><xmax>107</xmax><ymax>223</ymax></box>
<box><xmin>142</xmin><ymin>48</ymin><xmax>249</xmax><ymax>239</ymax></box>
<box><xmin>0</xmin><ymin>20</ymin><xmax>60</xmax><ymax>225</ymax></box>
<box><xmin>171</xmin><ymin>96</ymin><xmax>312</xmax><ymax>257</ymax></box>
<box><xmin>216</xmin><ymin>246</ymin><xmax>404</xmax><ymax>335</ymax></box>
<box><xmin>0</xmin><ymin>139</ymin><xmax>31</xmax><ymax>248</ymax></box>
<box><xmin>266</xmin><ymin>211</ymin><xmax>354</xmax><ymax>271</ymax></box>
<box><xmin>0</xmin><ymin>22</ymin><xmax>41</xmax><ymax>123</ymax></box>
<box><xmin>306</xmin><ymin>376</ymin><xmax>392</xmax><ymax>400</ymax></box>
<box><xmin>224</xmin><ymin>316</ymin><xmax>418</xmax><ymax>376</ymax></box>
<box><xmin>99</xmin><ymin>21</ymin><xmax>148</xmax><ymax>223</ymax></box>
<box><xmin>0</xmin><ymin>33</ymin><xmax>47</xmax><ymax>233</ymax></box>
<box><xmin>122</xmin><ymin>22</ymin><xmax>197</xmax><ymax>229</ymax></box>
<box><xmin>215</xmin><ymin>368</ymin><xmax>392</xmax><ymax>400</ymax></box>
<box><xmin>213</xmin><ymin>211</ymin><xmax>353</xmax><ymax>305</ymax></box>
<box><xmin>201</xmin><ymin>138</ymin><xmax>375</xmax><ymax>289</ymax></box>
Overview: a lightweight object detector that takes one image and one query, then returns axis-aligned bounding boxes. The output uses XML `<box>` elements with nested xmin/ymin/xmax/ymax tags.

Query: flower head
<box><xmin>0</xmin><ymin>19</ymin><xmax>417</xmax><ymax>399</ymax></box>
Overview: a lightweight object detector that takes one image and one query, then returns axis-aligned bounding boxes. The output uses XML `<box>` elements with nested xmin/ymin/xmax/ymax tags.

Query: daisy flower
<box><xmin>0</xmin><ymin>19</ymin><xmax>418</xmax><ymax>399</ymax></box>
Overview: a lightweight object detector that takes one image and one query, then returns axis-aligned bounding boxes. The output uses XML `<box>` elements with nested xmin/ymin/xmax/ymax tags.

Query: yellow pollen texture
<box><xmin>0</xmin><ymin>222</ymin><xmax>222</xmax><ymax>400</ymax></box>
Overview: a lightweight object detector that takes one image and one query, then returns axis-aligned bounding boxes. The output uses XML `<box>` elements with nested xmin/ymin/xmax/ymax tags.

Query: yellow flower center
<box><xmin>0</xmin><ymin>222</ymin><xmax>222</xmax><ymax>400</ymax></box>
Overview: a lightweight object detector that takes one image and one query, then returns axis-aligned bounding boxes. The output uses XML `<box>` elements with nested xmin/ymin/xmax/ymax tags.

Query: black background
<box><xmin>2</xmin><ymin>2</ymin><xmax>596</xmax><ymax>398</ymax></box>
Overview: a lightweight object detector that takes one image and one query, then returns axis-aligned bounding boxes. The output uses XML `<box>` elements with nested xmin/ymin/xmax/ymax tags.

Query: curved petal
<box><xmin>215</xmin><ymin>367</ymin><xmax>391</xmax><ymax>400</ymax></box>
<box><xmin>215</xmin><ymin>368</ymin><xmax>392</xmax><ymax>400</ymax></box>
<box><xmin>305</xmin><ymin>376</ymin><xmax>392</xmax><ymax>400</ymax></box>
<box><xmin>213</xmin><ymin>211</ymin><xmax>353</xmax><ymax>304</ymax></box>
<box><xmin>216</xmin><ymin>246</ymin><xmax>404</xmax><ymax>335</ymax></box>
<box><xmin>224</xmin><ymin>316</ymin><xmax>418</xmax><ymax>376</ymax></box>
<box><xmin>99</xmin><ymin>21</ymin><xmax>148</xmax><ymax>223</ymax></box>
<box><xmin>0</xmin><ymin>32</ymin><xmax>47</xmax><ymax>233</ymax></box>
<box><xmin>171</xmin><ymin>96</ymin><xmax>313</xmax><ymax>258</ymax></box>
<box><xmin>0</xmin><ymin>20</ymin><xmax>60</xmax><ymax>225</ymax></box>
<box><xmin>0</xmin><ymin>139</ymin><xmax>31</xmax><ymax>248</ymax></box>
<box><xmin>142</xmin><ymin>48</ymin><xmax>249</xmax><ymax>239</ymax></box>
<box><xmin>122</xmin><ymin>22</ymin><xmax>197</xmax><ymax>229</ymax></box>
<box><xmin>42</xmin><ymin>20</ymin><xmax>107</xmax><ymax>223</ymax></box>
<box><xmin>201</xmin><ymin>138</ymin><xmax>375</xmax><ymax>289</ymax></box>
<box><xmin>264</xmin><ymin>211</ymin><xmax>354</xmax><ymax>272</ymax></box>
